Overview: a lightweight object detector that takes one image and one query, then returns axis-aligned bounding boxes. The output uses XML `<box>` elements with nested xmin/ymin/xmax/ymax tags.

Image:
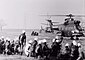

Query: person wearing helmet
<box><xmin>52</xmin><ymin>39</ymin><xmax>56</xmax><ymax>43</ymax></box>
<box><xmin>56</xmin><ymin>37</ymin><xmax>63</xmax><ymax>55</ymax></box>
<box><xmin>10</xmin><ymin>40</ymin><xmax>15</xmax><ymax>55</ymax></box>
<box><xmin>70</xmin><ymin>40</ymin><xmax>79</xmax><ymax>60</ymax></box>
<box><xmin>77</xmin><ymin>43</ymin><xmax>84</xmax><ymax>60</ymax></box>
<box><xmin>50</xmin><ymin>40</ymin><xmax>59</xmax><ymax>59</ymax></box>
<box><xmin>42</xmin><ymin>39</ymin><xmax>49</xmax><ymax>59</ymax></box>
<box><xmin>0</xmin><ymin>36</ymin><xmax>5</xmax><ymax>54</ymax></box>
<box><xmin>65</xmin><ymin>43</ymin><xmax>70</xmax><ymax>52</ymax></box>
<box><xmin>14</xmin><ymin>41</ymin><xmax>20</xmax><ymax>55</ymax></box>
<box><xmin>1</xmin><ymin>36</ymin><xmax>5</xmax><ymax>45</ymax></box>
<box><xmin>31</xmin><ymin>37</ymin><xmax>38</xmax><ymax>57</ymax></box>
<box><xmin>62</xmin><ymin>43</ymin><xmax>71</xmax><ymax>60</ymax></box>
<box><xmin>71</xmin><ymin>40</ymin><xmax>77</xmax><ymax>47</ymax></box>
<box><xmin>24</xmin><ymin>40</ymin><xmax>33</xmax><ymax>57</ymax></box>
<box><xmin>55</xmin><ymin>35</ymin><xmax>59</xmax><ymax>40</ymax></box>
<box><xmin>19</xmin><ymin>30</ymin><xmax>26</xmax><ymax>55</ymax></box>
<box><xmin>35</xmin><ymin>40</ymin><xmax>43</xmax><ymax>59</ymax></box>
<box><xmin>4</xmin><ymin>38</ymin><xmax>11</xmax><ymax>55</ymax></box>
<box><xmin>42</xmin><ymin>39</ymin><xmax>47</xmax><ymax>44</ymax></box>
<box><xmin>55</xmin><ymin>35</ymin><xmax>63</xmax><ymax>44</ymax></box>
<box><xmin>51</xmin><ymin>37</ymin><xmax>62</xmax><ymax>60</ymax></box>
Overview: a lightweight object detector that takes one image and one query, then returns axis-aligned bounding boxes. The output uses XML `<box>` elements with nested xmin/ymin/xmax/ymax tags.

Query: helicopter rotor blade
<box><xmin>40</xmin><ymin>14</ymin><xmax>85</xmax><ymax>17</ymax></box>
<box><xmin>73</xmin><ymin>15</ymin><xmax>85</xmax><ymax>17</ymax></box>
<box><xmin>52</xmin><ymin>22</ymin><xmax>59</xmax><ymax>23</ymax></box>
<box><xmin>40</xmin><ymin>14</ymin><xmax>71</xmax><ymax>17</ymax></box>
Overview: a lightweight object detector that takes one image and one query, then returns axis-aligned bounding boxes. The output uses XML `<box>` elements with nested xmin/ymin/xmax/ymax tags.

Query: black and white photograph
<box><xmin>0</xmin><ymin>0</ymin><xmax>85</xmax><ymax>60</ymax></box>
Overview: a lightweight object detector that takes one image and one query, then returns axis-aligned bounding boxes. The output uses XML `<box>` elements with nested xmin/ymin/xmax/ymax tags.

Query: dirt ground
<box><xmin>0</xmin><ymin>55</ymin><xmax>37</xmax><ymax>60</ymax></box>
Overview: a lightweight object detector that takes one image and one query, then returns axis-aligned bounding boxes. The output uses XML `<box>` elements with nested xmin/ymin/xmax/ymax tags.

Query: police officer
<box><xmin>19</xmin><ymin>30</ymin><xmax>26</xmax><ymax>55</ymax></box>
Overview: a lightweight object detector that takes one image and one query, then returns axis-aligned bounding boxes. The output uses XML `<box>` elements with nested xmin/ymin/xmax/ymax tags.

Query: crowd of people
<box><xmin>0</xmin><ymin>36</ymin><xmax>20</xmax><ymax>55</ymax></box>
<box><xmin>0</xmin><ymin>30</ymin><xmax>26</xmax><ymax>55</ymax></box>
<box><xmin>0</xmin><ymin>30</ymin><xmax>84</xmax><ymax>60</ymax></box>
<box><xmin>25</xmin><ymin>37</ymin><xmax>84</xmax><ymax>60</ymax></box>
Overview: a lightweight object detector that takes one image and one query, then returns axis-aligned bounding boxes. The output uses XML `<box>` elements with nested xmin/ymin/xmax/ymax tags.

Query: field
<box><xmin>0</xmin><ymin>29</ymin><xmax>85</xmax><ymax>60</ymax></box>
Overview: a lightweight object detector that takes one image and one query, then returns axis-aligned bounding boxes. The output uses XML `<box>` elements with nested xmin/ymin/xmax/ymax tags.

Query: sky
<box><xmin>0</xmin><ymin>0</ymin><xmax>85</xmax><ymax>29</ymax></box>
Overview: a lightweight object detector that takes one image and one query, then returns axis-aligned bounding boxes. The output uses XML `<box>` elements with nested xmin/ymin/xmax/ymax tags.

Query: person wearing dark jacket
<box><xmin>19</xmin><ymin>30</ymin><xmax>26</xmax><ymax>55</ymax></box>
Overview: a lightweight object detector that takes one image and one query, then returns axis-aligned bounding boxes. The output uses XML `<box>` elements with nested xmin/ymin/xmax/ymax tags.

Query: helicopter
<box><xmin>40</xmin><ymin>19</ymin><xmax>59</xmax><ymax>33</ymax></box>
<box><xmin>40</xmin><ymin>14</ymin><xmax>85</xmax><ymax>40</ymax></box>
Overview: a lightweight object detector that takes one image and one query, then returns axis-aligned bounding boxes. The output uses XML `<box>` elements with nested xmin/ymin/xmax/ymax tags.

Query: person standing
<box><xmin>19</xmin><ymin>30</ymin><xmax>26</xmax><ymax>55</ymax></box>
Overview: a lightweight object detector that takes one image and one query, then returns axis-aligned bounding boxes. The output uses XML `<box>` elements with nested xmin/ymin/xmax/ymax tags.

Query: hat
<box><xmin>34</xmin><ymin>37</ymin><xmax>38</xmax><ymax>40</ymax></box>
<box><xmin>72</xmin><ymin>40</ymin><xmax>77</xmax><ymax>46</ymax></box>
<box><xmin>1</xmin><ymin>36</ymin><xmax>4</xmax><ymax>39</ymax></box>
<box><xmin>72</xmin><ymin>30</ymin><xmax>74</xmax><ymax>33</ymax></box>
<box><xmin>55</xmin><ymin>36</ymin><xmax>59</xmax><ymax>39</ymax></box>
<box><xmin>5</xmin><ymin>37</ymin><xmax>10</xmax><ymax>41</ymax></box>
<box><xmin>42</xmin><ymin>39</ymin><xmax>47</xmax><ymax>43</ymax></box>
<box><xmin>56</xmin><ymin>40</ymin><xmax>60</xmax><ymax>42</ymax></box>
<box><xmin>22</xmin><ymin>30</ymin><xmax>26</xmax><ymax>33</ymax></box>
<box><xmin>28</xmin><ymin>40</ymin><xmax>33</xmax><ymax>43</ymax></box>
<box><xmin>65</xmin><ymin>43</ymin><xmax>69</xmax><ymax>46</ymax></box>
<box><xmin>38</xmin><ymin>40</ymin><xmax>42</xmax><ymax>44</ymax></box>
<box><xmin>78</xmin><ymin>43</ymin><xmax>81</xmax><ymax>47</ymax></box>
<box><xmin>24</xmin><ymin>44</ymin><xmax>31</xmax><ymax>56</ymax></box>
<box><xmin>52</xmin><ymin>39</ymin><xmax>56</xmax><ymax>42</ymax></box>
<box><xmin>6</xmin><ymin>37</ymin><xmax>10</xmax><ymax>40</ymax></box>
